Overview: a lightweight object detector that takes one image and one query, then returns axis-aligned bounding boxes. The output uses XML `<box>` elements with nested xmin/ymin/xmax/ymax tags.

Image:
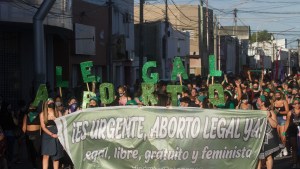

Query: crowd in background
<box><xmin>0</xmin><ymin>69</ymin><xmax>300</xmax><ymax>169</ymax></box>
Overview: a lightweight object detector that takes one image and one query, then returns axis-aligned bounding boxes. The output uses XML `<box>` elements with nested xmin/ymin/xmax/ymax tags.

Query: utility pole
<box><xmin>288</xmin><ymin>49</ymin><xmax>291</xmax><ymax>75</ymax></box>
<box><xmin>213</xmin><ymin>15</ymin><xmax>217</xmax><ymax>61</ymax></box>
<box><xmin>163</xmin><ymin>0</ymin><xmax>169</xmax><ymax>78</ymax></box>
<box><xmin>139</xmin><ymin>0</ymin><xmax>144</xmax><ymax>81</ymax></box>
<box><xmin>272</xmin><ymin>36</ymin><xmax>275</xmax><ymax>62</ymax></box>
<box><xmin>199</xmin><ymin>1</ymin><xmax>204</xmax><ymax>75</ymax></box>
<box><xmin>218</xmin><ymin>17</ymin><xmax>221</xmax><ymax>70</ymax></box>
<box><xmin>206</xmin><ymin>0</ymin><xmax>209</xmax><ymax>54</ymax></box>
<box><xmin>298</xmin><ymin>39</ymin><xmax>300</xmax><ymax>69</ymax></box>
<box><xmin>106</xmin><ymin>0</ymin><xmax>113</xmax><ymax>83</ymax></box>
<box><xmin>233</xmin><ymin>8</ymin><xmax>237</xmax><ymax>35</ymax></box>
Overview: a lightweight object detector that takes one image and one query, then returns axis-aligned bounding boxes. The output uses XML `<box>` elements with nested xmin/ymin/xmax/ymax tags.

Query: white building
<box><xmin>248</xmin><ymin>39</ymin><xmax>289</xmax><ymax>68</ymax></box>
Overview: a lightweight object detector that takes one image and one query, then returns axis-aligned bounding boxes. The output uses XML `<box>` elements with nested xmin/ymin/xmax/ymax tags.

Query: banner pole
<box><xmin>86</xmin><ymin>83</ymin><xmax>90</xmax><ymax>92</ymax></box>
<box><xmin>59</xmin><ymin>87</ymin><xmax>62</xmax><ymax>97</ymax></box>
<box><xmin>178</xmin><ymin>74</ymin><xmax>183</xmax><ymax>86</ymax></box>
<box><xmin>92</xmin><ymin>82</ymin><xmax>96</xmax><ymax>93</ymax></box>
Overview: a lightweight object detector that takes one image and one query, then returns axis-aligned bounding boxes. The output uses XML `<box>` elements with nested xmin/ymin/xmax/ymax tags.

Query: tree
<box><xmin>250</xmin><ymin>30</ymin><xmax>273</xmax><ymax>43</ymax></box>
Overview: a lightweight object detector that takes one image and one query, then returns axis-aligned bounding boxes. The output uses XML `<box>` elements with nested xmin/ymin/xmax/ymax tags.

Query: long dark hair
<box><xmin>42</xmin><ymin>99</ymin><xmax>59</xmax><ymax>124</ymax></box>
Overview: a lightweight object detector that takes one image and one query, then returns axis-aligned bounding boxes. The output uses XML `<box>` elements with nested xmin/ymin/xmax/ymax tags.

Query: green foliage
<box><xmin>250</xmin><ymin>30</ymin><xmax>273</xmax><ymax>43</ymax></box>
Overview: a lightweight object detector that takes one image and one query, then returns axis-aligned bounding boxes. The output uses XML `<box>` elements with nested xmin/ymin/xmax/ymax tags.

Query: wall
<box><xmin>83</xmin><ymin>0</ymin><xmax>135</xmax><ymax>60</ymax></box>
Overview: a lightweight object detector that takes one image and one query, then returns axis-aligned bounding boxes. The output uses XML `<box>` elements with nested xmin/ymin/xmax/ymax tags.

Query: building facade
<box><xmin>72</xmin><ymin>0</ymin><xmax>136</xmax><ymax>89</ymax></box>
<box><xmin>219</xmin><ymin>26</ymin><xmax>250</xmax><ymax>74</ymax></box>
<box><xmin>135</xmin><ymin>21</ymin><xmax>190</xmax><ymax>79</ymax></box>
<box><xmin>248</xmin><ymin>38</ymin><xmax>298</xmax><ymax>78</ymax></box>
<box><xmin>0</xmin><ymin>0</ymin><xmax>72</xmax><ymax>104</ymax></box>
<box><xmin>134</xmin><ymin>4</ymin><xmax>213</xmax><ymax>76</ymax></box>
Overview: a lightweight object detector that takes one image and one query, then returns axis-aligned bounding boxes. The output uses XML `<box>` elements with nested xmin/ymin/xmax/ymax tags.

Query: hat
<box><xmin>260</xmin><ymin>95</ymin><xmax>266</xmax><ymax>102</ymax></box>
<box><xmin>90</xmin><ymin>96</ymin><xmax>99</xmax><ymax>102</ymax></box>
<box><xmin>264</xmin><ymin>88</ymin><xmax>270</xmax><ymax>93</ymax></box>
<box><xmin>292</xmin><ymin>98</ymin><xmax>300</xmax><ymax>104</ymax></box>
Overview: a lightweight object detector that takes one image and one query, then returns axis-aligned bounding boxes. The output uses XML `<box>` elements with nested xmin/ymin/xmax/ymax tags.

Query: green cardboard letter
<box><xmin>56</xmin><ymin>66</ymin><xmax>69</xmax><ymax>88</ymax></box>
<box><xmin>208</xmin><ymin>84</ymin><xmax>225</xmax><ymax>105</ymax></box>
<box><xmin>82</xmin><ymin>91</ymin><xmax>96</xmax><ymax>109</ymax></box>
<box><xmin>142</xmin><ymin>61</ymin><xmax>158</xmax><ymax>83</ymax></box>
<box><xmin>99</xmin><ymin>83</ymin><xmax>114</xmax><ymax>104</ymax></box>
<box><xmin>80</xmin><ymin>61</ymin><xmax>101</xmax><ymax>83</ymax></box>
<box><xmin>209</xmin><ymin>55</ymin><xmax>222</xmax><ymax>77</ymax></box>
<box><xmin>167</xmin><ymin>85</ymin><xmax>182</xmax><ymax>106</ymax></box>
<box><xmin>171</xmin><ymin>57</ymin><xmax>188</xmax><ymax>80</ymax></box>
<box><xmin>32</xmin><ymin>84</ymin><xmax>48</xmax><ymax>107</ymax></box>
<box><xmin>141</xmin><ymin>83</ymin><xmax>158</xmax><ymax>106</ymax></box>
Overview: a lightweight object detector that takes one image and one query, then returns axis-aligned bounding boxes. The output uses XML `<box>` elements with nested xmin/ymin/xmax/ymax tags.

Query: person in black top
<box><xmin>285</xmin><ymin>99</ymin><xmax>300</xmax><ymax>168</ymax></box>
<box><xmin>257</xmin><ymin>96</ymin><xmax>283</xmax><ymax>169</ymax></box>
<box><xmin>22</xmin><ymin>104</ymin><xmax>41</xmax><ymax>169</ymax></box>
<box><xmin>40</xmin><ymin>99</ymin><xmax>63</xmax><ymax>169</ymax></box>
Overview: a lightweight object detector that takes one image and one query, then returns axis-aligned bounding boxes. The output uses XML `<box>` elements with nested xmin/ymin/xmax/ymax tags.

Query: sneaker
<box><xmin>282</xmin><ymin>147</ymin><xmax>288</xmax><ymax>156</ymax></box>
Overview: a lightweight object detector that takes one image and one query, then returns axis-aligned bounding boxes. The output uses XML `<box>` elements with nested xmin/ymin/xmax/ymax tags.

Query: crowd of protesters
<box><xmin>0</xmin><ymin>70</ymin><xmax>300</xmax><ymax>169</ymax></box>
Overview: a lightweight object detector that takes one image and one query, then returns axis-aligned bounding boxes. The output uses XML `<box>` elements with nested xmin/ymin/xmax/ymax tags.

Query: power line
<box><xmin>238</xmin><ymin>10</ymin><xmax>300</xmax><ymax>15</ymax></box>
<box><xmin>169</xmin><ymin>0</ymin><xmax>198</xmax><ymax>23</ymax></box>
<box><xmin>167</xmin><ymin>5</ymin><xmax>198</xmax><ymax>28</ymax></box>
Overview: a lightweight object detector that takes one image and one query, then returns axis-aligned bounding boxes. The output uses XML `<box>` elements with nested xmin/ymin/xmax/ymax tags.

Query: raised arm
<box><xmin>222</xmin><ymin>74</ymin><xmax>228</xmax><ymax>85</ymax></box>
<box><xmin>235</xmin><ymin>80</ymin><xmax>242</xmax><ymax>102</ymax></box>
<box><xmin>259</xmin><ymin>70</ymin><xmax>264</xmax><ymax>87</ymax></box>
<box><xmin>247</xmin><ymin>71</ymin><xmax>252</xmax><ymax>82</ymax></box>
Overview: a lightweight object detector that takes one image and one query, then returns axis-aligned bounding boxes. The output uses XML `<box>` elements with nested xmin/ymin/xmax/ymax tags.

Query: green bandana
<box><xmin>28</xmin><ymin>112</ymin><xmax>38</xmax><ymax>123</ymax></box>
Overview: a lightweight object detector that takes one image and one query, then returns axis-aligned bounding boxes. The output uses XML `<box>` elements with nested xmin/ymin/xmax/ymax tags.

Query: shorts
<box><xmin>277</xmin><ymin>116</ymin><xmax>286</xmax><ymax>126</ymax></box>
